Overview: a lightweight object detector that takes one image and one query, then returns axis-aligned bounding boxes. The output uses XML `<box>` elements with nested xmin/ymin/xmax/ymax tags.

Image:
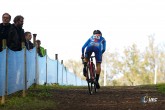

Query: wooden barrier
<box><xmin>55</xmin><ymin>54</ymin><xmax>58</xmax><ymax>84</ymax></box>
<box><xmin>22</xmin><ymin>42</ymin><xmax>26</xmax><ymax>97</ymax></box>
<box><xmin>1</xmin><ymin>39</ymin><xmax>6</xmax><ymax>104</ymax></box>
<box><xmin>1</xmin><ymin>96</ymin><xmax>5</xmax><ymax>105</ymax></box>
<box><xmin>61</xmin><ymin>60</ymin><xmax>63</xmax><ymax>85</ymax></box>
<box><xmin>45</xmin><ymin>49</ymin><xmax>48</xmax><ymax>85</ymax></box>
<box><xmin>34</xmin><ymin>34</ymin><xmax>38</xmax><ymax>87</ymax></box>
<box><xmin>33</xmin><ymin>34</ymin><xmax>37</xmax><ymax>46</ymax></box>
<box><xmin>2</xmin><ymin>39</ymin><xmax>6</xmax><ymax>49</ymax></box>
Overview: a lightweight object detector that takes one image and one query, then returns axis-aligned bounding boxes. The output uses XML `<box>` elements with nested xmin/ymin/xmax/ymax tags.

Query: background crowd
<box><xmin>0</xmin><ymin>13</ymin><xmax>45</xmax><ymax>57</ymax></box>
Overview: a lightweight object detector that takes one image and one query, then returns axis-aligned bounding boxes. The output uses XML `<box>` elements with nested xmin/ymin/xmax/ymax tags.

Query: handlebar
<box><xmin>81</xmin><ymin>56</ymin><xmax>95</xmax><ymax>64</ymax></box>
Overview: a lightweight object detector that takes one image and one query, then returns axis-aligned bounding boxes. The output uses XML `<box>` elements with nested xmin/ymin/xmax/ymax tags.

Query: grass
<box><xmin>0</xmin><ymin>85</ymin><xmax>57</xmax><ymax>110</ymax></box>
<box><xmin>137</xmin><ymin>83</ymin><xmax>165</xmax><ymax>94</ymax></box>
<box><xmin>1</xmin><ymin>97</ymin><xmax>55</xmax><ymax>110</ymax></box>
<box><xmin>0</xmin><ymin>84</ymin><xmax>85</xmax><ymax>110</ymax></box>
<box><xmin>156</xmin><ymin>83</ymin><xmax>165</xmax><ymax>94</ymax></box>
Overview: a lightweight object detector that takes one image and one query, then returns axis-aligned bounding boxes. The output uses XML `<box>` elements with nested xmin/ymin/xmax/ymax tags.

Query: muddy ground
<box><xmin>47</xmin><ymin>86</ymin><xmax>165</xmax><ymax>110</ymax></box>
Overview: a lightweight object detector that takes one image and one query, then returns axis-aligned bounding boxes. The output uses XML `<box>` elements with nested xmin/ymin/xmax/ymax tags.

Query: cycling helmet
<box><xmin>93</xmin><ymin>30</ymin><xmax>102</xmax><ymax>35</ymax></box>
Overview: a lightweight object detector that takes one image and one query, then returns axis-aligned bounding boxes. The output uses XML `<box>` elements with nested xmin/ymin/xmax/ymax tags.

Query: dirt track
<box><xmin>50</xmin><ymin>86</ymin><xmax>165</xmax><ymax>110</ymax></box>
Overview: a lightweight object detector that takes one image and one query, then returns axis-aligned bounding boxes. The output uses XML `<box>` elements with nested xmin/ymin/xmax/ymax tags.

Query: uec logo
<box><xmin>141</xmin><ymin>95</ymin><xmax>158</xmax><ymax>103</ymax></box>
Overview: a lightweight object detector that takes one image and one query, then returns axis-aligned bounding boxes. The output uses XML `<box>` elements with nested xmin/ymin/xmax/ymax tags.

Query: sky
<box><xmin>1</xmin><ymin>0</ymin><xmax>165</xmax><ymax>61</ymax></box>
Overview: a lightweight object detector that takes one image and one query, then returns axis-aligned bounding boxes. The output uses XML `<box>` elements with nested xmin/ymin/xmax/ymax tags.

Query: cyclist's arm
<box><xmin>82</xmin><ymin>38</ymin><xmax>90</xmax><ymax>56</ymax></box>
<box><xmin>102</xmin><ymin>39</ymin><xmax>106</xmax><ymax>54</ymax></box>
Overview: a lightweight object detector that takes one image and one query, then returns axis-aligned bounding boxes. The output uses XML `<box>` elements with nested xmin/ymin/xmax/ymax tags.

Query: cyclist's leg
<box><xmin>96</xmin><ymin>63</ymin><xmax>101</xmax><ymax>81</ymax></box>
<box><xmin>83</xmin><ymin>50</ymin><xmax>92</xmax><ymax>77</ymax></box>
<box><xmin>95</xmin><ymin>51</ymin><xmax>102</xmax><ymax>89</ymax></box>
<box><xmin>84</xmin><ymin>47</ymin><xmax>92</xmax><ymax>63</ymax></box>
<box><xmin>83</xmin><ymin>58</ymin><xmax>88</xmax><ymax>77</ymax></box>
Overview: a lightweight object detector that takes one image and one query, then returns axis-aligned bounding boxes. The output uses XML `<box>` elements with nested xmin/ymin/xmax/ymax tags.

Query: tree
<box><xmin>64</xmin><ymin>59</ymin><xmax>85</xmax><ymax>79</ymax></box>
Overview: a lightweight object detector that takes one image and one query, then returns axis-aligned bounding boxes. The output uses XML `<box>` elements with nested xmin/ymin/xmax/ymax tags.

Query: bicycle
<box><xmin>83</xmin><ymin>56</ymin><xmax>97</xmax><ymax>95</ymax></box>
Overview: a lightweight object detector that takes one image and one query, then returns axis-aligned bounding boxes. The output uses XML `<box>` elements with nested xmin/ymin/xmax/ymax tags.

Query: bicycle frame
<box><xmin>88</xmin><ymin>56</ymin><xmax>95</xmax><ymax>80</ymax></box>
<box><xmin>86</xmin><ymin>56</ymin><xmax>97</xmax><ymax>95</ymax></box>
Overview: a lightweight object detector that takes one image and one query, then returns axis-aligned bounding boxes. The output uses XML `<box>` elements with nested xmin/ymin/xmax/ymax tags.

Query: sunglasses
<box><xmin>93</xmin><ymin>35</ymin><xmax>100</xmax><ymax>39</ymax></box>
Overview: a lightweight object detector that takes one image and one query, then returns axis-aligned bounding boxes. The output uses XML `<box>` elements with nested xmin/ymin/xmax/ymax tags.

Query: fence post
<box><xmin>2</xmin><ymin>39</ymin><xmax>6</xmax><ymax>50</ymax></box>
<box><xmin>1</xmin><ymin>39</ymin><xmax>6</xmax><ymax>104</ymax></box>
<box><xmin>22</xmin><ymin>42</ymin><xmax>26</xmax><ymax>97</ymax></box>
<box><xmin>33</xmin><ymin>34</ymin><xmax>38</xmax><ymax>87</ymax></box>
<box><xmin>45</xmin><ymin>49</ymin><xmax>47</xmax><ymax>85</ymax></box>
<box><xmin>61</xmin><ymin>60</ymin><xmax>63</xmax><ymax>85</ymax></box>
<box><xmin>65</xmin><ymin>67</ymin><xmax>68</xmax><ymax>85</ymax></box>
<box><xmin>1</xmin><ymin>97</ymin><xmax>5</xmax><ymax>105</ymax></box>
<box><xmin>33</xmin><ymin>33</ymin><xmax>37</xmax><ymax>86</ymax></box>
<box><xmin>55</xmin><ymin>54</ymin><xmax>58</xmax><ymax>84</ymax></box>
<box><xmin>33</xmin><ymin>34</ymin><xmax>37</xmax><ymax>46</ymax></box>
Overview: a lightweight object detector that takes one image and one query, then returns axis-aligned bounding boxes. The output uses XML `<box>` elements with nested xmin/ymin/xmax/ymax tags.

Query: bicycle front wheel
<box><xmin>86</xmin><ymin>66</ymin><xmax>94</xmax><ymax>95</ymax></box>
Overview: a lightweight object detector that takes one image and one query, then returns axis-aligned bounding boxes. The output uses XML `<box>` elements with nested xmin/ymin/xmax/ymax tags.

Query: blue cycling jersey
<box><xmin>82</xmin><ymin>35</ymin><xmax>106</xmax><ymax>58</ymax></box>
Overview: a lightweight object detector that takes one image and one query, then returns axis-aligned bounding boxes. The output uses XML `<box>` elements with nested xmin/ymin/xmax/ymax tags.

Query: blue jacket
<box><xmin>82</xmin><ymin>35</ymin><xmax>106</xmax><ymax>55</ymax></box>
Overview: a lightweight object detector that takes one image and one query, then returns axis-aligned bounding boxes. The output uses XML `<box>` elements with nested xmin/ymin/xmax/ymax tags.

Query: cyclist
<box><xmin>81</xmin><ymin>30</ymin><xmax>106</xmax><ymax>89</ymax></box>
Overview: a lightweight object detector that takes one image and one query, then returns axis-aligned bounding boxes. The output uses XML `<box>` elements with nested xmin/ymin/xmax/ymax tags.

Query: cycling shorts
<box><xmin>85</xmin><ymin>46</ymin><xmax>102</xmax><ymax>63</ymax></box>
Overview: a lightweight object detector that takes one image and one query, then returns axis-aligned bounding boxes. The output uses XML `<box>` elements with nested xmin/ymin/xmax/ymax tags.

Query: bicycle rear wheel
<box><xmin>86</xmin><ymin>66</ymin><xmax>94</xmax><ymax>95</ymax></box>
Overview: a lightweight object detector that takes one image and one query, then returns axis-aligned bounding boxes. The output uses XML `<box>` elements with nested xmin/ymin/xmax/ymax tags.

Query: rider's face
<box><xmin>93</xmin><ymin>34</ymin><xmax>101</xmax><ymax>38</ymax></box>
<box><xmin>94</xmin><ymin>34</ymin><xmax>101</xmax><ymax>36</ymax></box>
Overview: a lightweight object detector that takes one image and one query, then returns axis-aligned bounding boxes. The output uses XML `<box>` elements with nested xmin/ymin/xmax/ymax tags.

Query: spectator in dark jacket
<box><xmin>0</xmin><ymin>13</ymin><xmax>11</xmax><ymax>52</ymax></box>
<box><xmin>24</xmin><ymin>31</ymin><xmax>34</xmax><ymax>50</ymax></box>
<box><xmin>7</xmin><ymin>15</ymin><xmax>24</xmax><ymax>51</ymax></box>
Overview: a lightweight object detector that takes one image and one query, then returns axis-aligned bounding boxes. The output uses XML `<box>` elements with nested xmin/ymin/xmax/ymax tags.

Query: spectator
<box><xmin>7</xmin><ymin>15</ymin><xmax>24</xmax><ymax>51</ymax></box>
<box><xmin>0</xmin><ymin>13</ymin><xmax>11</xmax><ymax>52</ymax></box>
<box><xmin>35</xmin><ymin>40</ymin><xmax>46</xmax><ymax>57</ymax></box>
<box><xmin>24</xmin><ymin>31</ymin><xmax>34</xmax><ymax>50</ymax></box>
